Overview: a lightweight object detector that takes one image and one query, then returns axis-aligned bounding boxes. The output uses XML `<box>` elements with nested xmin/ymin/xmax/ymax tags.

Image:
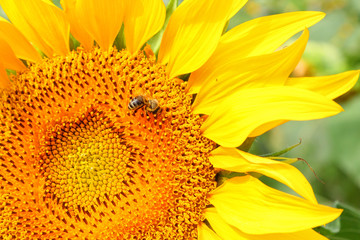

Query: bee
<box><xmin>128</xmin><ymin>95</ymin><xmax>160</xmax><ymax>113</ymax></box>
<box><xmin>145</xmin><ymin>98</ymin><xmax>159</xmax><ymax>113</ymax></box>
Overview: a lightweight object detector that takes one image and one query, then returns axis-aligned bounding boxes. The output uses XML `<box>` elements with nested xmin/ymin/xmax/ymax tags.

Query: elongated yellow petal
<box><xmin>205</xmin><ymin>208</ymin><xmax>248</xmax><ymax>240</ymax></box>
<box><xmin>0</xmin><ymin>63</ymin><xmax>10</xmax><ymax>89</ymax></box>
<box><xmin>209</xmin><ymin>176</ymin><xmax>342</xmax><ymax>234</ymax></box>
<box><xmin>0</xmin><ymin>38</ymin><xmax>27</xmax><ymax>71</ymax></box>
<box><xmin>205</xmin><ymin>208</ymin><xmax>328</xmax><ymax>240</ymax></box>
<box><xmin>61</xmin><ymin>0</ymin><xmax>93</xmax><ymax>49</ymax></box>
<box><xmin>158</xmin><ymin>0</ymin><xmax>238</xmax><ymax>79</ymax></box>
<box><xmin>233</xmin><ymin>12</ymin><xmax>323</xmax><ymax>55</ymax></box>
<box><xmin>286</xmin><ymin>70</ymin><xmax>360</xmax><ymax>100</ymax></box>
<box><xmin>124</xmin><ymin>0</ymin><xmax>165</xmax><ymax>53</ymax></box>
<box><xmin>198</xmin><ymin>222</ymin><xmax>222</xmax><ymax>240</ymax></box>
<box><xmin>192</xmin><ymin>29</ymin><xmax>309</xmax><ymax>114</ymax></box>
<box><xmin>228</xmin><ymin>0</ymin><xmax>248</xmax><ymax>19</ymax></box>
<box><xmin>0</xmin><ymin>0</ymin><xmax>52</xmax><ymax>56</ymax></box>
<box><xmin>0</xmin><ymin>0</ymin><xmax>69</xmax><ymax>56</ymax></box>
<box><xmin>201</xmin><ymin>86</ymin><xmax>343</xmax><ymax>147</ymax></box>
<box><xmin>0</xmin><ymin>17</ymin><xmax>42</xmax><ymax>63</ymax></box>
<box><xmin>188</xmin><ymin>11</ymin><xmax>324</xmax><ymax>94</ymax></box>
<box><xmin>222</xmin><ymin>11</ymin><xmax>324</xmax><ymax>56</ymax></box>
<box><xmin>210</xmin><ymin>147</ymin><xmax>317</xmax><ymax>203</ymax></box>
<box><xmin>75</xmin><ymin>0</ymin><xmax>124</xmax><ymax>50</ymax></box>
<box><xmin>249</xmin><ymin>120</ymin><xmax>288</xmax><ymax>137</ymax></box>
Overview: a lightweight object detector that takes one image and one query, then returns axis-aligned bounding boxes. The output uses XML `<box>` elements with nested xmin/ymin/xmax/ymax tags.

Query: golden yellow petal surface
<box><xmin>0</xmin><ymin>47</ymin><xmax>217</xmax><ymax>239</ymax></box>
<box><xmin>201</xmin><ymin>86</ymin><xmax>342</xmax><ymax>147</ymax></box>
<box><xmin>210</xmin><ymin>147</ymin><xmax>317</xmax><ymax>204</ymax></box>
<box><xmin>205</xmin><ymin>208</ymin><xmax>328</xmax><ymax>240</ymax></box>
<box><xmin>124</xmin><ymin>0</ymin><xmax>166</xmax><ymax>53</ymax></box>
<box><xmin>286</xmin><ymin>70</ymin><xmax>360</xmax><ymax>100</ymax></box>
<box><xmin>0</xmin><ymin>0</ymin><xmax>70</xmax><ymax>56</ymax></box>
<box><xmin>0</xmin><ymin>17</ymin><xmax>42</xmax><ymax>63</ymax></box>
<box><xmin>198</xmin><ymin>222</ymin><xmax>222</xmax><ymax>240</ymax></box>
<box><xmin>61</xmin><ymin>0</ymin><xmax>93</xmax><ymax>50</ymax></box>
<box><xmin>0</xmin><ymin>63</ymin><xmax>10</xmax><ymax>89</ymax></box>
<box><xmin>208</xmin><ymin>176</ymin><xmax>342</xmax><ymax>235</ymax></box>
<box><xmin>75</xmin><ymin>0</ymin><xmax>124</xmax><ymax>50</ymax></box>
<box><xmin>158</xmin><ymin>0</ymin><xmax>236</xmax><ymax>78</ymax></box>
<box><xmin>0</xmin><ymin>38</ymin><xmax>27</xmax><ymax>71</ymax></box>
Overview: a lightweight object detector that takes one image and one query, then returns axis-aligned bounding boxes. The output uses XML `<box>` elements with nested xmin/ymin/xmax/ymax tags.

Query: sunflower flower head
<box><xmin>0</xmin><ymin>0</ymin><xmax>358</xmax><ymax>239</ymax></box>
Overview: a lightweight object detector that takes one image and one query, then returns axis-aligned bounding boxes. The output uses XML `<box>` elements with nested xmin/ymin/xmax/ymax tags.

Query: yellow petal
<box><xmin>249</xmin><ymin>120</ymin><xmax>288</xmax><ymax>137</ymax></box>
<box><xmin>0</xmin><ymin>0</ymin><xmax>51</xmax><ymax>56</ymax></box>
<box><xmin>124</xmin><ymin>0</ymin><xmax>165</xmax><ymax>53</ymax></box>
<box><xmin>205</xmin><ymin>208</ymin><xmax>328</xmax><ymax>240</ymax></box>
<box><xmin>205</xmin><ymin>208</ymin><xmax>248</xmax><ymax>240</ymax></box>
<box><xmin>198</xmin><ymin>222</ymin><xmax>223</xmax><ymax>240</ymax></box>
<box><xmin>201</xmin><ymin>86</ymin><xmax>343</xmax><ymax>147</ymax></box>
<box><xmin>225</xmin><ymin>11</ymin><xmax>323</xmax><ymax>57</ymax></box>
<box><xmin>192</xmin><ymin>29</ymin><xmax>309</xmax><ymax>113</ymax></box>
<box><xmin>208</xmin><ymin>175</ymin><xmax>342</xmax><ymax>234</ymax></box>
<box><xmin>210</xmin><ymin>147</ymin><xmax>317</xmax><ymax>203</ymax></box>
<box><xmin>0</xmin><ymin>63</ymin><xmax>11</xmax><ymax>89</ymax></box>
<box><xmin>286</xmin><ymin>70</ymin><xmax>360</xmax><ymax>100</ymax></box>
<box><xmin>0</xmin><ymin>0</ymin><xmax>69</xmax><ymax>56</ymax></box>
<box><xmin>61</xmin><ymin>0</ymin><xmax>93</xmax><ymax>49</ymax></box>
<box><xmin>158</xmin><ymin>0</ymin><xmax>238</xmax><ymax>79</ymax></box>
<box><xmin>188</xmin><ymin>11</ymin><xmax>324</xmax><ymax>94</ymax></box>
<box><xmin>228</xmin><ymin>0</ymin><xmax>248</xmax><ymax>20</ymax></box>
<box><xmin>0</xmin><ymin>38</ymin><xmax>27</xmax><ymax>71</ymax></box>
<box><xmin>0</xmin><ymin>17</ymin><xmax>42</xmax><ymax>63</ymax></box>
<box><xmin>75</xmin><ymin>0</ymin><xmax>124</xmax><ymax>50</ymax></box>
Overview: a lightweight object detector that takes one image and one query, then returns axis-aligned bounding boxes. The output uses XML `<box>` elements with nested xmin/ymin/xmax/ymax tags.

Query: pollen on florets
<box><xmin>0</xmin><ymin>47</ymin><xmax>217</xmax><ymax>239</ymax></box>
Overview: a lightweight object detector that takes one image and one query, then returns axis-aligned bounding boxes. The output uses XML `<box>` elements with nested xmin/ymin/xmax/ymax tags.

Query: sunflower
<box><xmin>0</xmin><ymin>0</ymin><xmax>358</xmax><ymax>239</ymax></box>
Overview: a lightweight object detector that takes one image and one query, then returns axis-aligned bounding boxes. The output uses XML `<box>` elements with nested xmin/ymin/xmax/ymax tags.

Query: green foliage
<box><xmin>69</xmin><ymin>33</ymin><xmax>80</xmax><ymax>51</ymax></box>
<box><xmin>51</xmin><ymin>0</ymin><xmax>62</xmax><ymax>8</ymax></box>
<box><xmin>114</xmin><ymin>25</ymin><xmax>126</xmax><ymax>51</ymax></box>
<box><xmin>260</xmin><ymin>139</ymin><xmax>302</xmax><ymax>157</ymax></box>
<box><xmin>316</xmin><ymin>202</ymin><xmax>360</xmax><ymax>240</ymax></box>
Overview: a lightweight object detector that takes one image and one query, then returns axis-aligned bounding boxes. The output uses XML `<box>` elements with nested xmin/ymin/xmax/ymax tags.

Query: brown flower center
<box><xmin>0</xmin><ymin>47</ymin><xmax>217</xmax><ymax>239</ymax></box>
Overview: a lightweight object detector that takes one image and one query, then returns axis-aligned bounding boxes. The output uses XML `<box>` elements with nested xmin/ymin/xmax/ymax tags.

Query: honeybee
<box><xmin>128</xmin><ymin>95</ymin><xmax>160</xmax><ymax>113</ymax></box>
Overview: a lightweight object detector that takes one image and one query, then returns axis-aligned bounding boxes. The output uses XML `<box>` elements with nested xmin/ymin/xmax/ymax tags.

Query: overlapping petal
<box><xmin>0</xmin><ymin>38</ymin><xmax>26</xmax><ymax>71</ymax></box>
<box><xmin>188</xmin><ymin>12</ymin><xmax>324</xmax><ymax>93</ymax></box>
<box><xmin>228</xmin><ymin>0</ymin><xmax>248</xmax><ymax>20</ymax></box>
<box><xmin>221</xmin><ymin>11</ymin><xmax>324</xmax><ymax>57</ymax></box>
<box><xmin>210</xmin><ymin>147</ymin><xmax>317</xmax><ymax>203</ymax></box>
<box><xmin>286</xmin><ymin>70</ymin><xmax>360</xmax><ymax>100</ymax></box>
<box><xmin>208</xmin><ymin>176</ymin><xmax>342</xmax><ymax>234</ymax></box>
<box><xmin>61</xmin><ymin>0</ymin><xmax>93</xmax><ymax>49</ymax></box>
<box><xmin>75</xmin><ymin>0</ymin><xmax>124</xmax><ymax>50</ymax></box>
<box><xmin>158</xmin><ymin>0</ymin><xmax>241</xmax><ymax>79</ymax></box>
<box><xmin>0</xmin><ymin>0</ymin><xmax>69</xmax><ymax>56</ymax></box>
<box><xmin>0</xmin><ymin>0</ymin><xmax>50</xmax><ymax>56</ymax></box>
<box><xmin>192</xmin><ymin>29</ymin><xmax>309</xmax><ymax>114</ymax></box>
<box><xmin>0</xmin><ymin>17</ymin><xmax>42</xmax><ymax>63</ymax></box>
<box><xmin>201</xmin><ymin>86</ymin><xmax>343</xmax><ymax>147</ymax></box>
<box><xmin>205</xmin><ymin>208</ymin><xmax>328</xmax><ymax>240</ymax></box>
<box><xmin>124</xmin><ymin>0</ymin><xmax>166</xmax><ymax>53</ymax></box>
<box><xmin>0</xmin><ymin>63</ymin><xmax>10</xmax><ymax>89</ymax></box>
<box><xmin>198</xmin><ymin>222</ymin><xmax>222</xmax><ymax>240</ymax></box>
